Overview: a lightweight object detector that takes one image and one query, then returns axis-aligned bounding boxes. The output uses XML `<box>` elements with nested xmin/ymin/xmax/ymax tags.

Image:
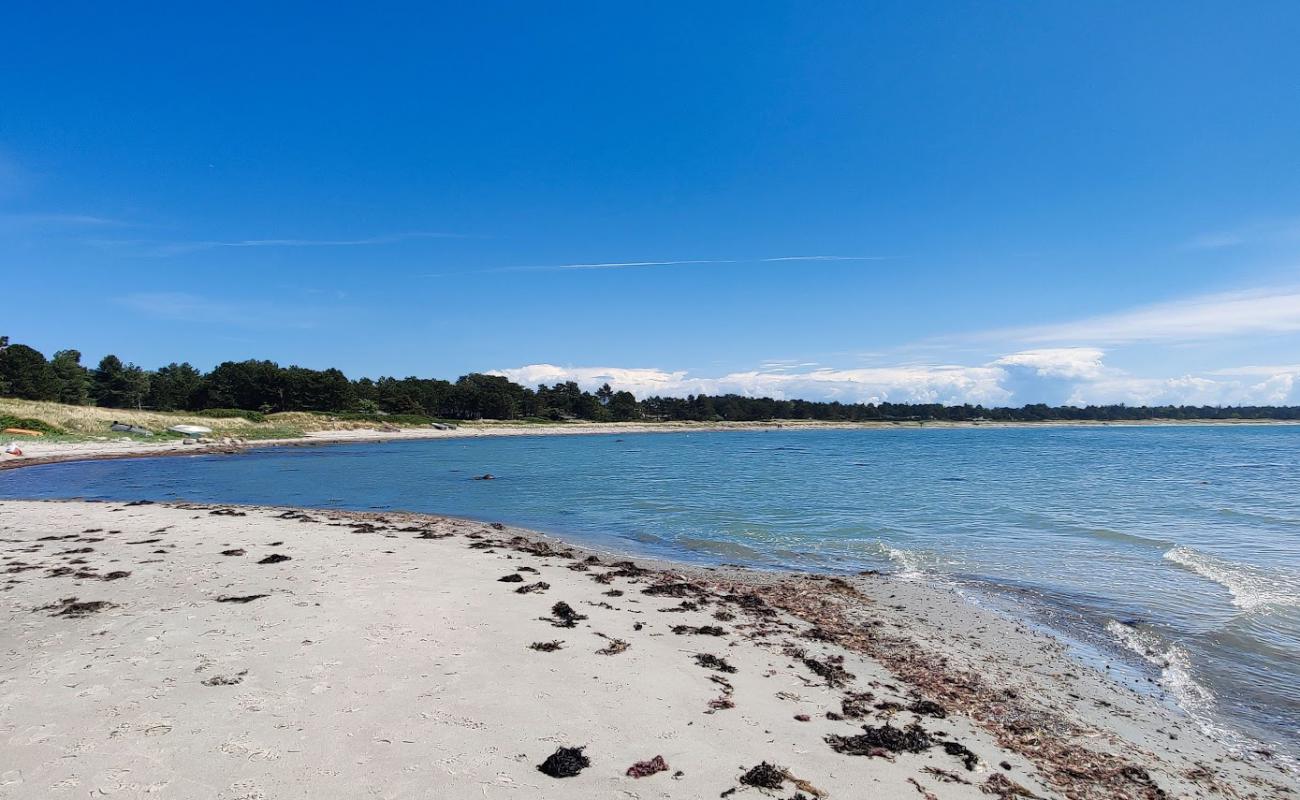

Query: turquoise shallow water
<box><xmin>3</xmin><ymin>426</ymin><xmax>1298</xmax><ymax>759</ymax></box>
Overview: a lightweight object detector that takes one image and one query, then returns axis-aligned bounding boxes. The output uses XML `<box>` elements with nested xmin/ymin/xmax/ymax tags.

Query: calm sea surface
<box><xmin>3</xmin><ymin>426</ymin><xmax>1298</xmax><ymax>760</ymax></box>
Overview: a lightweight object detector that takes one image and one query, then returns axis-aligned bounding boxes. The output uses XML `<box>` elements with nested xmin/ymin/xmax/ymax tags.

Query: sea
<box><xmin>3</xmin><ymin>425</ymin><xmax>1297</xmax><ymax>763</ymax></box>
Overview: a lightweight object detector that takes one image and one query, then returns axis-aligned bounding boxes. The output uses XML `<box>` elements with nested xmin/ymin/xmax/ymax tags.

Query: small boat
<box><xmin>168</xmin><ymin>424</ymin><xmax>213</xmax><ymax>435</ymax></box>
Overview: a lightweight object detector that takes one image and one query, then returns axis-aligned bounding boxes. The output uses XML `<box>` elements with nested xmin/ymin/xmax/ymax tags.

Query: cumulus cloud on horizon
<box><xmin>492</xmin><ymin>348</ymin><xmax>1300</xmax><ymax>408</ymax></box>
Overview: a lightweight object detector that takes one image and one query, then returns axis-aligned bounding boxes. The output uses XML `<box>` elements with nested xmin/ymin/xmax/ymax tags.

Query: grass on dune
<box><xmin>0</xmin><ymin>398</ymin><xmax>361</xmax><ymax>440</ymax></box>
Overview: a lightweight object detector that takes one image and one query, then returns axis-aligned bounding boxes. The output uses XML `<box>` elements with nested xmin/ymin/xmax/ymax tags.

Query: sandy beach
<box><xmin>1</xmin><ymin>500</ymin><xmax>1294</xmax><ymax>799</ymax></box>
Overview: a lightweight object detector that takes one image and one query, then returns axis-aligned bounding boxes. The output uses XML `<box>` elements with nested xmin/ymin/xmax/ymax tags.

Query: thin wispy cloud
<box><xmin>1183</xmin><ymin>218</ymin><xmax>1300</xmax><ymax>250</ymax></box>
<box><xmin>980</xmin><ymin>285</ymin><xmax>1300</xmax><ymax>345</ymax></box>
<box><xmin>521</xmin><ymin>258</ymin><xmax>734</xmax><ymax>272</ymax></box>
<box><xmin>0</xmin><ymin>212</ymin><xmax>128</xmax><ymax>228</ymax></box>
<box><xmin>99</xmin><ymin>230</ymin><xmax>463</xmax><ymax>257</ymax></box>
<box><xmin>424</xmin><ymin>254</ymin><xmax>887</xmax><ymax>278</ymax></box>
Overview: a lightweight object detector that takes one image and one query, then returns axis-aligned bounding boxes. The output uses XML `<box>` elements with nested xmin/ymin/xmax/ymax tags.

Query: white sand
<box><xmin>0</xmin><ymin>501</ymin><xmax>1294</xmax><ymax>799</ymax></box>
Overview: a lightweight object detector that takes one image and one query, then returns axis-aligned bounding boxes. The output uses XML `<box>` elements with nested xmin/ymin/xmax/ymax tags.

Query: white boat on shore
<box><xmin>167</xmin><ymin>424</ymin><xmax>213</xmax><ymax>436</ymax></box>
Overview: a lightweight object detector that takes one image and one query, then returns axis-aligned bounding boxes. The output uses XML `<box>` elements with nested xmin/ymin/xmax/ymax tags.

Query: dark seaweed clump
<box><xmin>803</xmin><ymin>654</ymin><xmax>855</xmax><ymax>688</ymax></box>
<box><xmin>694</xmin><ymin>653</ymin><xmax>737</xmax><ymax>673</ymax></box>
<box><xmin>942</xmin><ymin>741</ymin><xmax>980</xmax><ymax>771</ymax></box>
<box><xmin>538</xmin><ymin>746</ymin><xmax>589</xmax><ymax>778</ymax></box>
<box><xmin>497</xmin><ymin>573</ymin><xmax>525</xmax><ymax>583</ymax></box>
<box><xmin>257</xmin><ymin>553</ymin><xmax>291</xmax><ymax>564</ymax></box>
<box><xmin>827</xmin><ymin>723</ymin><xmax>932</xmax><ymax>755</ymax></box>
<box><xmin>739</xmin><ymin>762</ymin><xmax>786</xmax><ymax>789</ymax></box>
<box><xmin>529</xmin><ymin>640</ymin><xmax>564</xmax><ymax>652</ymax></box>
<box><xmin>910</xmin><ymin>699</ymin><xmax>947</xmax><ymax>718</ymax></box>
<box><xmin>671</xmin><ymin>624</ymin><xmax>726</xmax><ymax>636</ymax></box>
<box><xmin>515</xmin><ymin>581</ymin><xmax>550</xmax><ymax>594</ymax></box>
<box><xmin>216</xmin><ymin>594</ymin><xmax>269</xmax><ymax>603</ymax></box>
<box><xmin>42</xmin><ymin>597</ymin><xmax>115</xmax><ymax>617</ymax></box>
<box><xmin>548</xmin><ymin>601</ymin><xmax>588</xmax><ymax>627</ymax></box>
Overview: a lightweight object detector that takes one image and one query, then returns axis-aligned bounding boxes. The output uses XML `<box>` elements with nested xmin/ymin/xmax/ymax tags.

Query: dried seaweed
<box><xmin>497</xmin><ymin>573</ymin><xmax>525</xmax><ymax>583</ymax></box>
<box><xmin>515</xmin><ymin>581</ymin><xmax>550</xmax><ymax>594</ymax></box>
<box><xmin>910</xmin><ymin>699</ymin><xmax>947</xmax><ymax>718</ymax></box>
<box><xmin>547</xmin><ymin>601</ymin><xmax>587</xmax><ymax>628</ymax></box>
<box><xmin>595</xmin><ymin>635</ymin><xmax>630</xmax><ymax>655</ymax></box>
<box><xmin>257</xmin><ymin>553</ymin><xmax>291</xmax><ymax>564</ymax></box>
<box><xmin>803</xmin><ymin>654</ymin><xmax>855</xmax><ymax>688</ymax></box>
<box><xmin>942</xmin><ymin>740</ymin><xmax>980</xmax><ymax>771</ymax></box>
<box><xmin>529</xmin><ymin>640</ymin><xmax>564</xmax><ymax>652</ymax></box>
<box><xmin>41</xmin><ymin>597</ymin><xmax>115</xmax><ymax>617</ymax></box>
<box><xmin>216</xmin><ymin>594</ymin><xmax>269</xmax><ymax>603</ymax></box>
<box><xmin>981</xmin><ymin>773</ymin><xmax>1041</xmax><ymax>798</ymax></box>
<box><xmin>658</xmin><ymin>601</ymin><xmax>699</xmax><ymax>613</ymax></box>
<box><xmin>745</xmin><ymin>578</ymin><xmax>1175</xmax><ymax>800</ymax></box>
<box><xmin>739</xmin><ymin>762</ymin><xmax>785</xmax><ymax>789</ymax></box>
<box><xmin>626</xmin><ymin>754</ymin><xmax>669</xmax><ymax>778</ymax></box>
<box><xmin>694</xmin><ymin>653</ymin><xmax>736</xmax><ymax>674</ymax></box>
<box><xmin>827</xmin><ymin>723</ymin><xmax>933</xmax><ymax>756</ymax></box>
<box><xmin>202</xmin><ymin>670</ymin><xmax>247</xmax><ymax>686</ymax></box>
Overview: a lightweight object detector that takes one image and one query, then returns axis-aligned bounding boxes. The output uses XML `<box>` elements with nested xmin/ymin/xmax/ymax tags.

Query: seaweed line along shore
<box><xmin>0</xmin><ymin>499</ymin><xmax>1295</xmax><ymax>799</ymax></box>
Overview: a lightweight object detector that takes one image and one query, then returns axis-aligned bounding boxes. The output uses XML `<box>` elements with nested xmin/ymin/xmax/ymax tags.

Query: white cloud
<box><xmin>996</xmin><ymin>286</ymin><xmax>1300</xmax><ymax>345</ymax></box>
<box><xmin>494</xmin><ymin>351</ymin><xmax>1300</xmax><ymax>407</ymax></box>
<box><xmin>992</xmin><ymin>347</ymin><xmax>1106</xmax><ymax>380</ymax></box>
<box><xmin>494</xmin><ymin>362</ymin><xmax>1010</xmax><ymax>406</ymax></box>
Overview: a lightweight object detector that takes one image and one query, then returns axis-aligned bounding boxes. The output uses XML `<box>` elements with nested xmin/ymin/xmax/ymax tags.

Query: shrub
<box><xmin>0</xmin><ymin>414</ymin><xmax>63</xmax><ymax>434</ymax></box>
<box><xmin>331</xmin><ymin>411</ymin><xmax>435</xmax><ymax>426</ymax></box>
<box><xmin>197</xmin><ymin>408</ymin><xmax>266</xmax><ymax>423</ymax></box>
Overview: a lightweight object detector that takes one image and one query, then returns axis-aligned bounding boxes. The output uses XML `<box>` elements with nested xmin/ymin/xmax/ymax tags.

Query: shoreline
<box><xmin>4</xmin><ymin>416</ymin><xmax>1298</xmax><ymax>473</ymax></box>
<box><xmin>1</xmin><ymin>499</ymin><xmax>1294</xmax><ymax>798</ymax></box>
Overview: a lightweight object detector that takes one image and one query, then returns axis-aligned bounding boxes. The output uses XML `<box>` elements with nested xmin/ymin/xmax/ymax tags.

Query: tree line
<box><xmin>2</xmin><ymin>336</ymin><xmax>1298</xmax><ymax>423</ymax></box>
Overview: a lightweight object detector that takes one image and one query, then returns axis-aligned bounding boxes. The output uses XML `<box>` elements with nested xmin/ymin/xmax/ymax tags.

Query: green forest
<box><xmin>2</xmin><ymin>336</ymin><xmax>1298</xmax><ymax>423</ymax></box>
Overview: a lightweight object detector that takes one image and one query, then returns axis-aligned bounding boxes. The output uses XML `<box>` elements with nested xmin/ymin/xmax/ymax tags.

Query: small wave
<box><xmin>1105</xmin><ymin>621</ymin><xmax>1216</xmax><ymax>718</ymax></box>
<box><xmin>1163</xmin><ymin>546</ymin><xmax>1300</xmax><ymax>612</ymax></box>
<box><xmin>879</xmin><ymin>543</ymin><xmax>926</xmax><ymax>579</ymax></box>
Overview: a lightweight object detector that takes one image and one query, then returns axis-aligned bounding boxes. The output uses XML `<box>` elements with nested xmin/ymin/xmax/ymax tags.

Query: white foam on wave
<box><xmin>880</xmin><ymin>543</ymin><xmax>925</xmax><ymax>579</ymax></box>
<box><xmin>1105</xmin><ymin>621</ymin><xmax>1215</xmax><ymax>717</ymax></box>
<box><xmin>1104</xmin><ymin>620</ymin><xmax>1299</xmax><ymax>774</ymax></box>
<box><xmin>1163</xmin><ymin>546</ymin><xmax>1300</xmax><ymax>612</ymax></box>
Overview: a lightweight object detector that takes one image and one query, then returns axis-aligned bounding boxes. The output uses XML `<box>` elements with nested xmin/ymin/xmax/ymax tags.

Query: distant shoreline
<box><xmin>3</xmin><ymin>416</ymin><xmax>1299</xmax><ymax>472</ymax></box>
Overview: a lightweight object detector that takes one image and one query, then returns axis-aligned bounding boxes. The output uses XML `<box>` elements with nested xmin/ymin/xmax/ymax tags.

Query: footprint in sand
<box><xmin>221</xmin><ymin>781</ymin><xmax>267</xmax><ymax>800</ymax></box>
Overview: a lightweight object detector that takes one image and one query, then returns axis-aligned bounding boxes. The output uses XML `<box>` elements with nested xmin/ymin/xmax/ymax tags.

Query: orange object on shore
<box><xmin>2</xmin><ymin>428</ymin><xmax>43</xmax><ymax>437</ymax></box>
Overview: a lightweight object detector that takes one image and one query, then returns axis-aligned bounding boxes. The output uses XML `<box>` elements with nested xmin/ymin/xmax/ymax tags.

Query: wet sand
<box><xmin>1</xmin><ymin>500</ymin><xmax>1294</xmax><ymax>799</ymax></box>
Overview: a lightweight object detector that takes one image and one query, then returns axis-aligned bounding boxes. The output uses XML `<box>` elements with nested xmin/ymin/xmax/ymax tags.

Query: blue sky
<box><xmin>4</xmin><ymin>2</ymin><xmax>1300</xmax><ymax>405</ymax></box>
